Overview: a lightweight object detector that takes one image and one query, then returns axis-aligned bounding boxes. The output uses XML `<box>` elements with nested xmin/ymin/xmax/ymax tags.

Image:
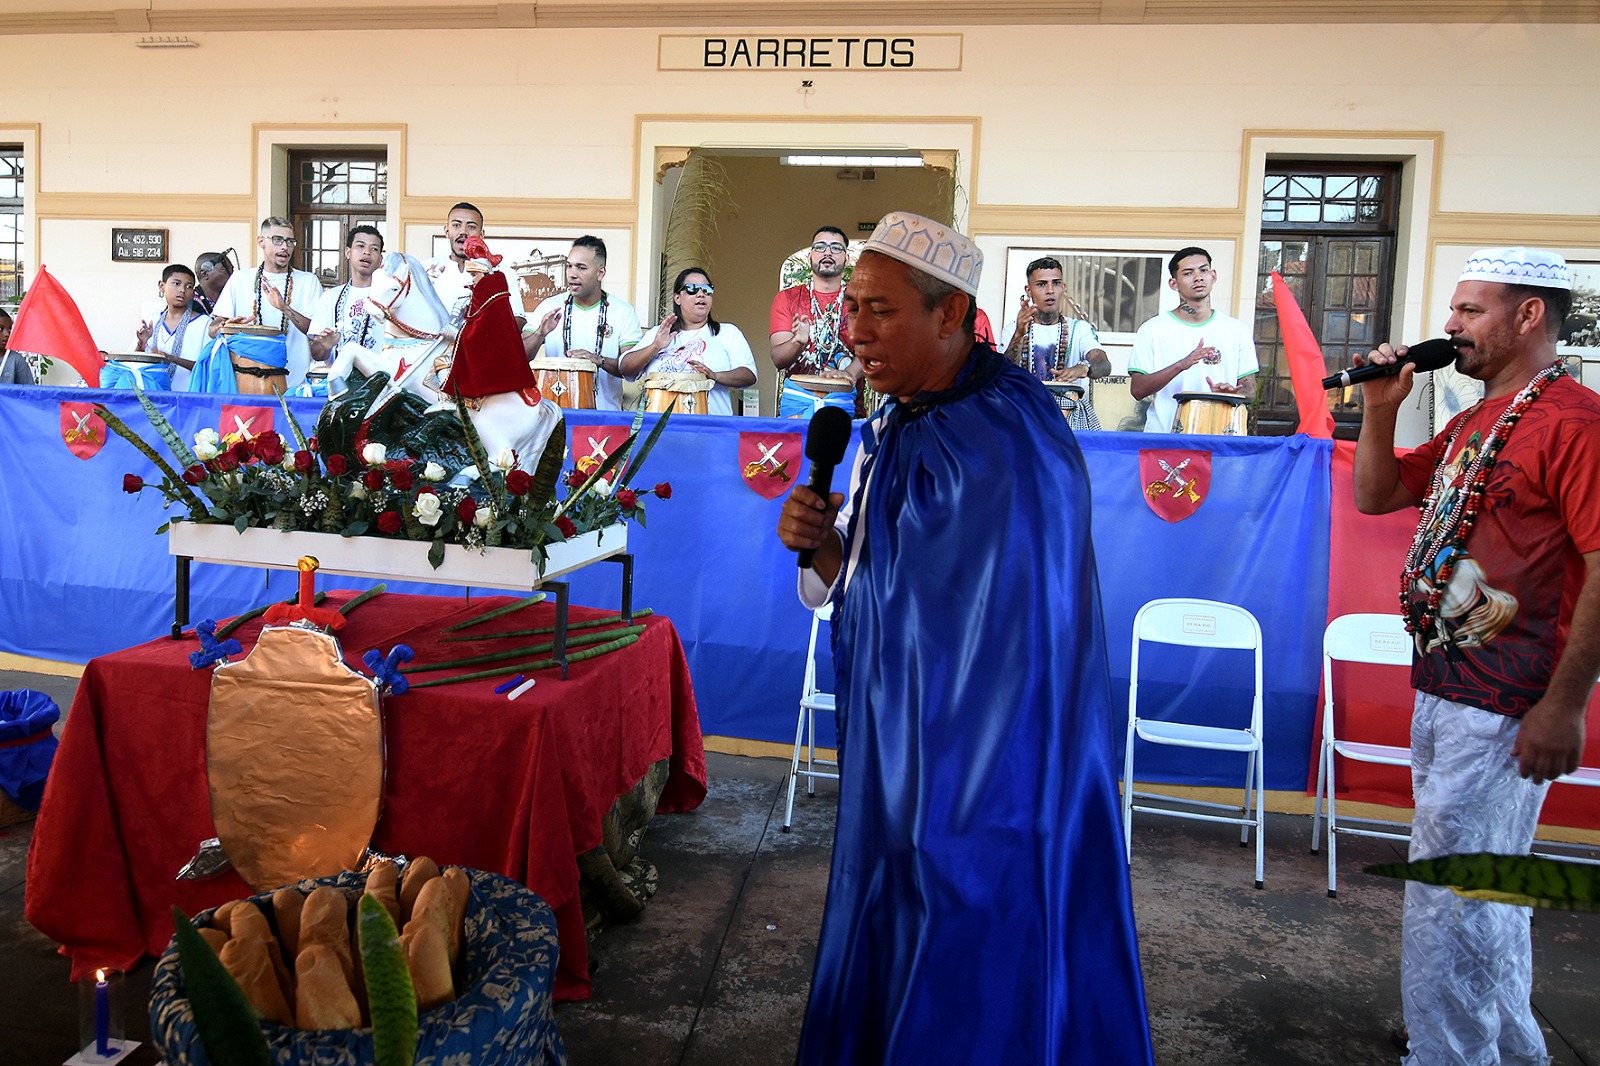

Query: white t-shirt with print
<box><xmin>645</xmin><ymin>323</ymin><xmax>757</xmax><ymax>417</ymax></box>
<box><xmin>529</xmin><ymin>292</ymin><xmax>644</xmax><ymax>411</ymax></box>
<box><xmin>1128</xmin><ymin>310</ymin><xmax>1258</xmax><ymax>433</ymax></box>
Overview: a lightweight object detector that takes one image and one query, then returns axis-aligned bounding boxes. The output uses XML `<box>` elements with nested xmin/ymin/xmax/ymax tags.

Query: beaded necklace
<box><xmin>334</xmin><ymin>283</ymin><xmax>374</xmax><ymax>349</ymax></box>
<box><xmin>1400</xmin><ymin>361</ymin><xmax>1566</xmax><ymax>642</ymax></box>
<box><xmin>1027</xmin><ymin>317</ymin><xmax>1071</xmax><ymax>378</ymax></box>
<box><xmin>806</xmin><ymin>284</ymin><xmax>845</xmax><ymax>371</ymax></box>
<box><xmin>562</xmin><ymin>293</ymin><xmax>609</xmax><ymax>357</ymax></box>
<box><xmin>251</xmin><ymin>266</ymin><xmax>293</xmax><ymax>332</ymax></box>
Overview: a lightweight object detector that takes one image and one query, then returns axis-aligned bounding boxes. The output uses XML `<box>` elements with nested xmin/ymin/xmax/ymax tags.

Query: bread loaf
<box><xmin>401</xmin><ymin>923</ymin><xmax>455</xmax><ymax>1011</ymax></box>
<box><xmin>219</xmin><ymin>936</ymin><xmax>294</xmax><ymax>1026</ymax></box>
<box><xmin>399</xmin><ymin>856</ymin><xmax>440</xmax><ymax>923</ymax></box>
<box><xmin>298</xmin><ymin>886</ymin><xmax>353</xmax><ymax>984</ymax></box>
<box><xmin>364</xmin><ymin>859</ymin><xmax>400</xmax><ymax>924</ymax></box>
<box><xmin>408</xmin><ymin>878</ymin><xmax>459</xmax><ymax>968</ymax></box>
<box><xmin>293</xmin><ymin>944</ymin><xmax>361</xmax><ymax>1030</ymax></box>
<box><xmin>272</xmin><ymin>888</ymin><xmax>304</xmax><ymax>959</ymax></box>
<box><xmin>440</xmin><ymin>867</ymin><xmax>470</xmax><ymax>964</ymax></box>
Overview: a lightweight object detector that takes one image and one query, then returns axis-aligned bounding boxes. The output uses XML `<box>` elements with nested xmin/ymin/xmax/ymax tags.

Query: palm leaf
<box><xmin>552</xmin><ymin>430</ymin><xmax>636</xmax><ymax>520</ymax></box>
<box><xmin>1366</xmin><ymin>852</ymin><xmax>1600</xmax><ymax>912</ymax></box>
<box><xmin>452</xmin><ymin>388</ymin><xmax>508</xmax><ymax>517</ymax></box>
<box><xmin>658</xmin><ymin>150</ymin><xmax>733</xmax><ymax>316</ymax></box>
<box><xmin>97</xmin><ymin>403</ymin><xmax>208</xmax><ymax>518</ymax></box>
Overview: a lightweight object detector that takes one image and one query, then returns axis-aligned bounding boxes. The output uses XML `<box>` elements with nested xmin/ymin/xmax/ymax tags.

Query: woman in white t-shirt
<box><xmin>620</xmin><ymin>267</ymin><xmax>757</xmax><ymax>416</ymax></box>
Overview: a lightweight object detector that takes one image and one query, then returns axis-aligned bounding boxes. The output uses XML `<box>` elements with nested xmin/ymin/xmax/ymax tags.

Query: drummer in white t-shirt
<box><xmin>132</xmin><ymin>263</ymin><xmax>211</xmax><ymax>391</ymax></box>
<box><xmin>522</xmin><ymin>236</ymin><xmax>642</xmax><ymax>411</ymax></box>
<box><xmin>620</xmin><ymin>267</ymin><xmax>757</xmax><ymax>417</ymax></box>
<box><xmin>1128</xmin><ymin>246</ymin><xmax>1258</xmax><ymax>433</ymax></box>
<box><xmin>309</xmin><ymin>225</ymin><xmax>384</xmax><ymax>365</ymax></box>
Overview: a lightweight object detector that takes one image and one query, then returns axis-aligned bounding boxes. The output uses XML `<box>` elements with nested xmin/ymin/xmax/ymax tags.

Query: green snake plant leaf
<box><xmin>1366</xmin><ymin>852</ymin><xmax>1600</xmax><ymax>912</ymax></box>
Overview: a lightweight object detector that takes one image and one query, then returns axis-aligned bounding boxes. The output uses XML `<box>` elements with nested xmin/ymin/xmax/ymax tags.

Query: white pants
<box><xmin>1402</xmin><ymin>692</ymin><xmax>1551</xmax><ymax>1066</ymax></box>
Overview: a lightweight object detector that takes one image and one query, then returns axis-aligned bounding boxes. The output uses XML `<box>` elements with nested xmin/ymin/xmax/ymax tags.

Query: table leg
<box><xmin>172</xmin><ymin>555</ymin><xmax>191</xmax><ymax>639</ymax></box>
<box><xmin>546</xmin><ymin>580</ymin><xmax>570</xmax><ymax>680</ymax></box>
<box><xmin>609</xmin><ymin>552</ymin><xmax>635</xmax><ymax>623</ymax></box>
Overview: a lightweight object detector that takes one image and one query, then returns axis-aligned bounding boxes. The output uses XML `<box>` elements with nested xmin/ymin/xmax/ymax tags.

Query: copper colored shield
<box><xmin>207</xmin><ymin>626</ymin><xmax>383</xmax><ymax>891</ymax></box>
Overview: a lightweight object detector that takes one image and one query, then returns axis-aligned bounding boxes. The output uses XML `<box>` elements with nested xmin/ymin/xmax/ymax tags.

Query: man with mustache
<box><xmin>426</xmin><ymin>202</ymin><xmax>525</xmax><ymax>332</ymax></box>
<box><xmin>208</xmin><ymin>216</ymin><xmax>323</xmax><ymax>391</ymax></box>
<box><xmin>770</xmin><ymin>225</ymin><xmax>863</xmax><ymax>418</ymax></box>
<box><xmin>523</xmin><ymin>235</ymin><xmax>642</xmax><ymax>411</ymax></box>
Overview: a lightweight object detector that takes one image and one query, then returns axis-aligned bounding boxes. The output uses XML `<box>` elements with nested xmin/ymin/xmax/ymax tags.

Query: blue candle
<box><xmin>94</xmin><ymin>969</ymin><xmax>109</xmax><ymax>1056</ymax></box>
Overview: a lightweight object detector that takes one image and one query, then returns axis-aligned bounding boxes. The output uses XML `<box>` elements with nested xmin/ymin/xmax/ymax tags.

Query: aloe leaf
<box><xmin>171</xmin><ymin>906</ymin><xmax>272</xmax><ymax>1066</ymax></box>
<box><xmin>338</xmin><ymin>583</ymin><xmax>387</xmax><ymax>617</ymax></box>
<box><xmin>1366</xmin><ymin>852</ymin><xmax>1600</xmax><ymax>912</ymax></box>
<box><xmin>442</xmin><ymin>607</ymin><xmax>652</xmax><ymax>642</ymax></box>
<box><xmin>405</xmin><ymin>625</ymin><xmax>646</xmax><ymax>672</ymax></box>
<box><xmin>357</xmin><ymin>892</ymin><xmax>418</xmax><ymax>1066</ymax></box>
<box><xmin>407</xmin><ymin>631</ymin><xmax>641</xmax><ymax>688</ymax></box>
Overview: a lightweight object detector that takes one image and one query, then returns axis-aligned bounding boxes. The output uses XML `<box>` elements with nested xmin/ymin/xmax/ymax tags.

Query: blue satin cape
<box><xmin>796</xmin><ymin>348</ymin><xmax>1153</xmax><ymax>1065</ymax></box>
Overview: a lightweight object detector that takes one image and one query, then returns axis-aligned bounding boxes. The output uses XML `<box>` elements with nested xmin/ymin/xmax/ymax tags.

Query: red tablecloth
<box><xmin>25</xmin><ymin>591</ymin><xmax>707</xmax><ymax>1000</ymax></box>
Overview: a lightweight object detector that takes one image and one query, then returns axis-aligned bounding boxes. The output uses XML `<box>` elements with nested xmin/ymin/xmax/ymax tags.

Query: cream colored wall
<box><xmin>6</xmin><ymin>21</ymin><xmax>1599</xmax><ymax>438</ymax></box>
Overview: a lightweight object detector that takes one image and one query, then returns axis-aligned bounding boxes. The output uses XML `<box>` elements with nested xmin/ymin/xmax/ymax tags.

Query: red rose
<box><xmin>457</xmin><ymin>497</ymin><xmax>478</xmax><ymax>523</ymax></box>
<box><xmin>182</xmin><ymin>464</ymin><xmax>206</xmax><ymax>485</ymax></box>
<box><xmin>377</xmin><ymin>511</ymin><xmax>402</xmax><ymax>535</ymax></box>
<box><xmin>391</xmin><ymin>467</ymin><xmax>414</xmax><ymax>491</ymax></box>
<box><xmin>325</xmin><ymin>453</ymin><xmax>348</xmax><ymax>476</ymax></box>
<box><xmin>122</xmin><ymin>474</ymin><xmax>144</xmax><ymax>494</ymax></box>
<box><xmin>565</xmin><ymin>468</ymin><xmax>587</xmax><ymax>490</ymax></box>
<box><xmin>505</xmin><ymin>469</ymin><xmax>532</xmax><ymax>496</ymax></box>
<box><xmin>293</xmin><ymin>450</ymin><xmax>314</xmax><ymax>472</ymax></box>
<box><xmin>362</xmin><ymin>468</ymin><xmax>385</xmax><ymax>491</ymax></box>
<box><xmin>229</xmin><ymin>438</ymin><xmax>254</xmax><ymax>464</ymax></box>
<box><xmin>212</xmin><ymin>453</ymin><xmax>237</xmax><ymax>473</ymax></box>
<box><xmin>555</xmin><ymin>516</ymin><xmax>576</xmax><ymax>538</ymax></box>
<box><xmin>654</xmin><ymin>482</ymin><xmax>673</xmax><ymax>500</ymax></box>
<box><xmin>617</xmin><ymin>488</ymin><xmax>638</xmax><ymax>509</ymax></box>
<box><xmin>256</xmin><ymin>435</ymin><xmax>285</xmax><ymax>464</ymax></box>
<box><xmin>415</xmin><ymin>484</ymin><xmax>437</xmax><ymax>497</ymax></box>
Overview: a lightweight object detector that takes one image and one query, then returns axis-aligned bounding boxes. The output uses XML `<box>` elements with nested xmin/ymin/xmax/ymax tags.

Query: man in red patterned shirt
<box><xmin>1353</xmin><ymin>247</ymin><xmax>1600</xmax><ymax>1066</ymax></box>
<box><xmin>770</xmin><ymin>225</ymin><xmax>863</xmax><ymax>418</ymax></box>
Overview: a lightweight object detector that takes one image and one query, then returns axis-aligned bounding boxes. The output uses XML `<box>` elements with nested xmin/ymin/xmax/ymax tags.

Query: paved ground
<box><xmin>3</xmin><ymin>667</ymin><xmax>1598</xmax><ymax>1064</ymax></box>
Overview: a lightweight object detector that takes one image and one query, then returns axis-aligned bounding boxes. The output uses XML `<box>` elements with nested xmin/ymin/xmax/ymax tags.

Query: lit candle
<box><xmin>94</xmin><ymin>968</ymin><xmax>110</xmax><ymax>1056</ymax></box>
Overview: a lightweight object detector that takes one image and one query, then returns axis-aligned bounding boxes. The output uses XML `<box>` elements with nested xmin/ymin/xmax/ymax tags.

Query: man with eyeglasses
<box><xmin>208</xmin><ymin>217</ymin><xmax>323</xmax><ymax>391</ymax></box>
<box><xmin>191</xmin><ymin>251</ymin><xmax>233</xmax><ymax>316</ymax></box>
<box><xmin>770</xmin><ymin>225</ymin><xmax>863</xmax><ymax>418</ymax></box>
<box><xmin>522</xmin><ymin>235</ymin><xmax>642</xmax><ymax>411</ymax></box>
<box><xmin>426</xmin><ymin>202</ymin><xmax>526</xmax><ymax>332</ymax></box>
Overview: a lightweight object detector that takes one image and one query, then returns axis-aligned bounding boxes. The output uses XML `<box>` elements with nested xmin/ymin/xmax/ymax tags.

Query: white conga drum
<box><xmin>219</xmin><ymin>323</ymin><xmax>288</xmax><ymax>396</ymax></box>
<box><xmin>531</xmin><ymin>356</ymin><xmax>597</xmax><ymax>409</ymax></box>
<box><xmin>1043</xmin><ymin>381</ymin><xmax>1084</xmax><ymax>417</ymax></box>
<box><xmin>100</xmin><ymin>352</ymin><xmax>173</xmax><ymax>391</ymax></box>
<box><xmin>1172</xmin><ymin>391</ymin><xmax>1250</xmax><ymax>436</ymax></box>
<box><xmin>641</xmin><ymin>372</ymin><xmax>714</xmax><ymax>415</ymax></box>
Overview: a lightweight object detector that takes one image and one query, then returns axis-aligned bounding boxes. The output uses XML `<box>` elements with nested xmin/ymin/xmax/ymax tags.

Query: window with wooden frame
<box><xmin>0</xmin><ymin>145</ymin><xmax>24</xmax><ymax>309</ymax></box>
<box><xmin>288</xmin><ymin>149</ymin><xmax>387</xmax><ymax>286</ymax></box>
<box><xmin>1252</xmin><ymin>162</ymin><xmax>1400</xmax><ymax>438</ymax></box>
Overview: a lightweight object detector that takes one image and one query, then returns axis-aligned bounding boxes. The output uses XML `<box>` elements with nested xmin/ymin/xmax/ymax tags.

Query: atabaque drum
<box><xmin>1173</xmin><ymin>391</ymin><xmax>1249</xmax><ymax>436</ymax></box>
<box><xmin>641</xmin><ymin>372</ymin><xmax>713</xmax><ymax>415</ymax></box>
<box><xmin>219</xmin><ymin>323</ymin><xmax>288</xmax><ymax>397</ymax></box>
<box><xmin>100</xmin><ymin>352</ymin><xmax>173</xmax><ymax>391</ymax></box>
<box><xmin>531</xmin><ymin>356</ymin><xmax>597</xmax><ymax>410</ymax></box>
<box><xmin>1044</xmin><ymin>381</ymin><xmax>1084</xmax><ymax>416</ymax></box>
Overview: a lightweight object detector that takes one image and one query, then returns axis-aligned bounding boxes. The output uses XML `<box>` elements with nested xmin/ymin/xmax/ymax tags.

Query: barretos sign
<box><xmin>659</xmin><ymin>34</ymin><xmax>962</xmax><ymax>71</ymax></box>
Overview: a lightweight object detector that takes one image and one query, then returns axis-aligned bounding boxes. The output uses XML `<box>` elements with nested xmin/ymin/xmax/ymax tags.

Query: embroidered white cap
<box><xmin>861</xmin><ymin>212</ymin><xmax>983</xmax><ymax>296</ymax></box>
<box><xmin>1459</xmin><ymin>247</ymin><xmax>1571</xmax><ymax>290</ymax></box>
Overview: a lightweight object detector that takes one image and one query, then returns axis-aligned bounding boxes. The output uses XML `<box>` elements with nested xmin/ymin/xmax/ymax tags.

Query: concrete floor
<box><xmin>3</xmin><ymin>667</ymin><xmax>1598</xmax><ymax>1065</ymax></box>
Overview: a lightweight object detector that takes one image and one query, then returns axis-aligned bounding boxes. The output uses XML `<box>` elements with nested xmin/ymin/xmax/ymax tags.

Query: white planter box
<box><xmin>168</xmin><ymin>521</ymin><xmax>628</xmax><ymax>592</ymax></box>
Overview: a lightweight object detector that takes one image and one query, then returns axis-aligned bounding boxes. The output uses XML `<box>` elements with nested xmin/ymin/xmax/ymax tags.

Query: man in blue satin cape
<box><xmin>775</xmin><ymin>212</ymin><xmax>1153</xmax><ymax>1065</ymax></box>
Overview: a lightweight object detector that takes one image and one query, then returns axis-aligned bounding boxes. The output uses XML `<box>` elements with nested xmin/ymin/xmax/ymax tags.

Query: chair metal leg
<box><xmin>782</xmin><ymin>703</ymin><xmax>806</xmax><ymax>833</ymax></box>
<box><xmin>1325</xmin><ymin>743</ymin><xmax>1340</xmax><ymax>897</ymax></box>
<box><xmin>805</xmin><ymin>708</ymin><xmax>817</xmax><ymax>797</ymax></box>
<box><xmin>1121</xmin><ymin>720</ymin><xmax>1137</xmax><ymax>864</ymax></box>
<box><xmin>1240</xmin><ymin>750</ymin><xmax>1256</xmax><ymax>847</ymax></box>
<box><xmin>1253</xmin><ymin>746</ymin><xmax>1266</xmax><ymax>889</ymax></box>
<box><xmin>1311</xmin><ymin>738</ymin><xmax>1329</xmax><ymax>853</ymax></box>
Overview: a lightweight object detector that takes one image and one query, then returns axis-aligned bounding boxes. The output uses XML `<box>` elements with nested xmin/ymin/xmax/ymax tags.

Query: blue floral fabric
<box><xmin>149</xmin><ymin>866</ymin><xmax>568</xmax><ymax>1065</ymax></box>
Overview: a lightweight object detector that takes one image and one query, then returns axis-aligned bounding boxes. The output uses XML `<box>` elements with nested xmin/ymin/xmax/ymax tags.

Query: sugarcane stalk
<box><xmin>442</xmin><ymin>593</ymin><xmax>547</xmax><ymax>633</ymax></box>
<box><xmin>406</xmin><ymin>632</ymin><xmax>641</xmax><ymax>688</ymax></box>
<box><xmin>442</xmin><ymin>607</ymin><xmax>653</xmax><ymax>642</ymax></box>
<box><xmin>338</xmin><ymin>583</ymin><xmax>387</xmax><ymax>617</ymax></box>
<box><xmin>406</xmin><ymin>625</ymin><xmax>645</xmax><ymax>673</ymax></box>
<box><xmin>214</xmin><ymin>591</ymin><xmax>327</xmax><ymax>640</ymax></box>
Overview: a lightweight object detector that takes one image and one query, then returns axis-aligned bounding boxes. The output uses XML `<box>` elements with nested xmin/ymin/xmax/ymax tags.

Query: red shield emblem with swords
<box><xmin>59</xmin><ymin>402</ymin><xmax>107</xmax><ymax>460</ymax></box>
<box><xmin>219</xmin><ymin>404</ymin><xmax>275</xmax><ymax>442</ymax></box>
<box><xmin>571</xmin><ymin>422</ymin><xmax>631</xmax><ymax>479</ymax></box>
<box><xmin>739</xmin><ymin>431</ymin><xmax>800</xmax><ymax>499</ymax></box>
<box><xmin>1140</xmin><ymin>448</ymin><xmax>1211</xmax><ymax>523</ymax></box>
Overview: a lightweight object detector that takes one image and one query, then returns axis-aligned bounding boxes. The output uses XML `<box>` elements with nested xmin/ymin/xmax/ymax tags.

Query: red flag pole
<box><xmin>1270</xmin><ymin>270</ymin><xmax>1335</xmax><ymax>439</ymax></box>
<box><xmin>8</xmin><ymin>265</ymin><xmax>105</xmax><ymax>387</ymax></box>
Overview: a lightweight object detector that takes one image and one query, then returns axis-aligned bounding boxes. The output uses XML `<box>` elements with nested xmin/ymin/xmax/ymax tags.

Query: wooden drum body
<box><xmin>219</xmin><ymin>323</ymin><xmax>288</xmax><ymax>396</ymax></box>
<box><xmin>1172</xmin><ymin>391</ymin><xmax>1249</xmax><ymax>436</ymax></box>
<box><xmin>641</xmin><ymin>372</ymin><xmax>713</xmax><ymax>415</ymax></box>
<box><xmin>531</xmin><ymin>356</ymin><xmax>597</xmax><ymax>410</ymax></box>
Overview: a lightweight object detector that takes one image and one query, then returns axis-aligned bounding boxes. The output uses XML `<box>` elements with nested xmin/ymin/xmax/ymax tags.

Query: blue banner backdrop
<box><xmin>0</xmin><ymin>386</ymin><xmax>1331</xmax><ymax>789</ymax></box>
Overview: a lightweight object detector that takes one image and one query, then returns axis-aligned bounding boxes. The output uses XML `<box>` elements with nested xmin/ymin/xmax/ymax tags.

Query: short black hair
<box><xmin>345</xmin><ymin>224</ymin><xmax>383</xmax><ymax>250</ymax></box>
<box><xmin>0</xmin><ymin>307</ymin><xmax>12</xmax><ymax>326</ymax></box>
<box><xmin>162</xmin><ymin>264</ymin><xmax>196</xmax><ymax>284</ymax></box>
<box><xmin>1168</xmin><ymin>246</ymin><xmax>1212</xmax><ymax>276</ymax></box>
<box><xmin>813</xmin><ymin>226</ymin><xmax>849</xmax><ymax>247</ymax></box>
<box><xmin>1505</xmin><ymin>284</ymin><xmax>1574</xmax><ymax>341</ymax></box>
<box><xmin>1026</xmin><ymin>256</ymin><xmax>1063</xmax><ymax>280</ymax></box>
<box><xmin>448</xmin><ymin>201</ymin><xmax>484</xmax><ymax>222</ymax></box>
<box><xmin>572</xmin><ymin>235</ymin><xmax>607</xmax><ymax>264</ymax></box>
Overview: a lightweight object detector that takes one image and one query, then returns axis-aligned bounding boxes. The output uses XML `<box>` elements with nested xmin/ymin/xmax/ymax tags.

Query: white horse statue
<box><xmin>324</xmin><ymin>251</ymin><xmax>562</xmax><ymax>482</ymax></box>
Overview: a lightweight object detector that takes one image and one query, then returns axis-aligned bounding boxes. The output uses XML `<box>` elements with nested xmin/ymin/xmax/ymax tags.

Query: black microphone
<box><xmin>796</xmin><ymin>405</ymin><xmax>854</xmax><ymax>570</ymax></box>
<box><xmin>1321</xmin><ymin>338</ymin><xmax>1457</xmax><ymax>390</ymax></box>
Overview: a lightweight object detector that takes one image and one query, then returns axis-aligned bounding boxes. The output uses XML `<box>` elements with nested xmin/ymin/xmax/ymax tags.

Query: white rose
<box><xmin>193</xmin><ymin>441</ymin><xmax>219</xmax><ymax>462</ymax></box>
<box><xmin>422</xmin><ymin>461</ymin><xmax>447</xmax><ymax>482</ymax></box>
<box><xmin>349</xmin><ymin>482</ymin><xmax>368</xmax><ymax>500</ymax></box>
<box><xmin>194</xmin><ymin>428</ymin><xmax>219</xmax><ymax>449</ymax></box>
<box><xmin>594</xmin><ymin>478</ymin><xmax>612</xmax><ymax>497</ymax></box>
<box><xmin>473</xmin><ymin>503</ymin><xmax>492</xmax><ymax>528</ymax></box>
<box><xmin>362</xmin><ymin>442</ymin><xmax>387</xmax><ymax>466</ymax></box>
<box><xmin>279</xmin><ymin>445</ymin><xmax>298</xmax><ymax>472</ymax></box>
<box><xmin>493</xmin><ymin>447</ymin><xmax>516</xmax><ymax>472</ymax></box>
<box><xmin>413</xmin><ymin>493</ymin><xmax>443</xmax><ymax>527</ymax></box>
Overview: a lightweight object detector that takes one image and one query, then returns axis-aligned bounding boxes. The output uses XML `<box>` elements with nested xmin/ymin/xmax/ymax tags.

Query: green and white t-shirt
<box><xmin>1128</xmin><ymin>310</ymin><xmax>1258</xmax><ymax>433</ymax></box>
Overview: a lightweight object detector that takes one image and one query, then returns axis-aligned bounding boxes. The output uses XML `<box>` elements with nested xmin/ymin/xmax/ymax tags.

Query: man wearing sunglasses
<box><xmin>770</xmin><ymin>225</ymin><xmax>863</xmax><ymax>418</ymax></box>
<box><xmin>207</xmin><ymin>217</ymin><xmax>323</xmax><ymax>391</ymax></box>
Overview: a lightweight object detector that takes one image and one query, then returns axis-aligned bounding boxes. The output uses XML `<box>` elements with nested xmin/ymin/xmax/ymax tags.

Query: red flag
<box><xmin>8</xmin><ymin>266</ymin><xmax>103</xmax><ymax>388</ymax></box>
<box><xmin>1270</xmin><ymin>270</ymin><xmax>1335</xmax><ymax>439</ymax></box>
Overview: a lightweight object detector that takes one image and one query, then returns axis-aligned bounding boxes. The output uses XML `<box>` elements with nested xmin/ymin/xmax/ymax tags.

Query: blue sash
<box><xmin>780</xmin><ymin>379</ymin><xmax>855</xmax><ymax>419</ymax></box>
<box><xmin>186</xmin><ymin>336</ymin><xmax>235</xmax><ymax>393</ymax></box>
<box><xmin>100</xmin><ymin>360</ymin><xmax>173</xmax><ymax>391</ymax></box>
<box><xmin>221</xmin><ymin>333</ymin><xmax>289</xmax><ymax>369</ymax></box>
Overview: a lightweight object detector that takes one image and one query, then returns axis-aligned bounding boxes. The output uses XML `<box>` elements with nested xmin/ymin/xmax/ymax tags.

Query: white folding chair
<box><xmin>782</xmin><ymin>602</ymin><xmax>837</xmax><ymax>833</ymax></box>
<box><xmin>1123</xmin><ymin>598</ymin><xmax>1266</xmax><ymax>888</ymax></box>
<box><xmin>1309</xmin><ymin>613</ymin><xmax>1413</xmax><ymax>897</ymax></box>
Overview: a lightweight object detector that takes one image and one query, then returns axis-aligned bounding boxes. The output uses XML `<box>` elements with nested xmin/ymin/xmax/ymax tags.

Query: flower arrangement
<box><xmin>105</xmin><ymin>390</ymin><xmax>673</xmax><ymax>573</ymax></box>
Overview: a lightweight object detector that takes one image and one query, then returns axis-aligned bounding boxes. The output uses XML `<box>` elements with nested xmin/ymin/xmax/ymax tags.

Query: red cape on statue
<box><xmin>449</xmin><ymin>271</ymin><xmax>541</xmax><ymax>400</ymax></box>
